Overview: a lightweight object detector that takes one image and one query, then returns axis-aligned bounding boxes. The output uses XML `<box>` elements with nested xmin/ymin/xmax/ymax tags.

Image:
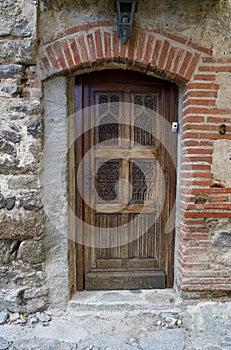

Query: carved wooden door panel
<box><xmin>75</xmin><ymin>70</ymin><xmax>178</xmax><ymax>290</ymax></box>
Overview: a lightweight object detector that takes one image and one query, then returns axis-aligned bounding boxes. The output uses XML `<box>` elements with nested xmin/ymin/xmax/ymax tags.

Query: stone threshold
<box><xmin>68</xmin><ymin>289</ymin><xmax>183</xmax><ymax>313</ymax></box>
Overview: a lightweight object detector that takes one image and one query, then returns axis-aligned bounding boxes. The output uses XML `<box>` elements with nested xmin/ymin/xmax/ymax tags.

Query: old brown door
<box><xmin>75</xmin><ymin>70</ymin><xmax>178</xmax><ymax>290</ymax></box>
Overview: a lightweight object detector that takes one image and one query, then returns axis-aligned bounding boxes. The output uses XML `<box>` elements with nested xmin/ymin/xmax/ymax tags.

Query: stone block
<box><xmin>9</xmin><ymin>100</ymin><xmax>40</xmax><ymax>115</ymax></box>
<box><xmin>24</xmin><ymin>297</ymin><xmax>48</xmax><ymax>313</ymax></box>
<box><xmin>27</xmin><ymin>119</ymin><xmax>42</xmax><ymax>138</ymax></box>
<box><xmin>0</xmin><ymin>39</ymin><xmax>35</xmax><ymax>65</ymax></box>
<box><xmin>18</xmin><ymin>191</ymin><xmax>42</xmax><ymax>211</ymax></box>
<box><xmin>11</xmin><ymin>16</ymin><xmax>32</xmax><ymax>37</ymax></box>
<box><xmin>213</xmin><ymin>231</ymin><xmax>231</xmax><ymax>247</ymax></box>
<box><xmin>17</xmin><ymin>239</ymin><xmax>45</xmax><ymax>264</ymax></box>
<box><xmin>1</xmin><ymin>131</ymin><xmax>21</xmax><ymax>143</ymax></box>
<box><xmin>0</xmin><ymin>214</ymin><xmax>43</xmax><ymax>240</ymax></box>
<box><xmin>0</xmin><ymin>240</ymin><xmax>19</xmax><ymax>264</ymax></box>
<box><xmin>8</xmin><ymin>176</ymin><xmax>41</xmax><ymax>190</ymax></box>
<box><xmin>0</xmin><ymin>288</ymin><xmax>26</xmax><ymax>312</ymax></box>
<box><xmin>0</xmin><ymin>65</ymin><xmax>25</xmax><ymax>79</ymax></box>
<box><xmin>0</xmin><ymin>140</ymin><xmax>17</xmax><ymax>156</ymax></box>
<box><xmin>6</xmin><ymin>197</ymin><xmax>16</xmax><ymax>211</ymax></box>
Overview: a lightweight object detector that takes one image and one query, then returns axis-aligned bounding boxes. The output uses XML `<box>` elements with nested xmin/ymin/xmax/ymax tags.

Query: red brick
<box><xmin>187</xmin><ymin>82</ymin><xmax>220</xmax><ymax>90</ymax></box>
<box><xmin>94</xmin><ymin>29</ymin><xmax>103</xmax><ymax>60</ymax></box>
<box><xmin>113</xmin><ymin>31</ymin><xmax>120</xmax><ymax>60</ymax></box>
<box><xmin>204</xmin><ymin>57</ymin><xmax>231</xmax><ymax>63</ymax></box>
<box><xmin>183</xmin><ymin>99</ymin><xmax>216</xmax><ymax>107</ymax></box>
<box><xmin>181</xmin><ymin>172</ymin><xmax>212</xmax><ymax>178</ymax></box>
<box><xmin>183</xmin><ymin>107</ymin><xmax>231</xmax><ymax>116</ymax></box>
<box><xmin>172</xmin><ymin>49</ymin><xmax>184</xmax><ymax>74</ymax></box>
<box><xmin>187</xmin><ymin>204</ymin><xmax>231</xmax><ymax>210</ymax></box>
<box><xmin>190</xmin><ymin>188</ymin><xmax>231</xmax><ymax>195</ymax></box>
<box><xmin>181</xmin><ymin>164</ymin><xmax>211</xmax><ymax>171</ymax></box>
<box><xmin>180</xmin><ymin>284</ymin><xmax>231</xmax><ymax>291</ymax></box>
<box><xmin>42</xmin><ymin>56</ymin><xmax>51</xmax><ymax>71</ymax></box>
<box><xmin>120</xmin><ymin>41</ymin><xmax>126</xmax><ymax>61</ymax></box>
<box><xmin>182</xmin><ymin>116</ymin><xmax>205</xmax><ymax>123</ymax></box>
<box><xmin>62</xmin><ymin>40</ymin><xmax>75</xmax><ymax>68</ymax></box>
<box><xmin>187</xmin><ymin>90</ymin><xmax>218</xmax><ymax>98</ymax></box>
<box><xmin>184</xmin><ymin>54</ymin><xmax>200</xmax><ymax>80</ymax></box>
<box><xmin>180</xmin><ymin>247</ymin><xmax>209</xmax><ymax>255</ymax></box>
<box><xmin>143</xmin><ymin>34</ymin><xmax>155</xmax><ymax>65</ymax></box>
<box><xmin>64</xmin><ymin>21</ymin><xmax>111</xmax><ymax>37</ymax></box>
<box><xmin>29</xmin><ymin>82</ymin><xmax>42</xmax><ymax>88</ymax></box>
<box><xmin>186</xmin><ymin>148</ymin><xmax>213</xmax><ymax>155</ymax></box>
<box><xmin>182</xmin><ymin>132</ymin><xmax>231</xmax><ymax>140</ymax></box>
<box><xmin>180</xmin><ymin>233</ymin><xmax>210</xmax><ymax>241</ymax></box>
<box><xmin>184</xmin><ymin>211</ymin><xmax>231</xmax><ymax>218</ymax></box>
<box><xmin>181</xmin><ymin>155</ymin><xmax>213</xmax><ymax>163</ymax></box>
<box><xmin>158</xmin><ymin>40</ymin><xmax>170</xmax><ymax>69</ymax></box>
<box><xmin>207</xmin><ymin>116</ymin><xmax>231</xmax><ymax>123</ymax></box>
<box><xmin>183</xmin><ymin>140</ymin><xmax>213</xmax><ymax>147</ymax></box>
<box><xmin>69</xmin><ymin>38</ymin><xmax>81</xmax><ymax>66</ymax></box>
<box><xmin>104</xmin><ymin>32</ymin><xmax>112</xmax><ymax>60</ymax></box>
<box><xmin>127</xmin><ymin>28</ymin><xmax>137</xmax><ymax>64</ymax></box>
<box><xmin>199</xmin><ymin>65</ymin><xmax>231</xmax><ymax>73</ymax></box>
<box><xmin>77</xmin><ymin>35</ymin><xmax>89</xmax><ymax>63</ymax></box>
<box><xmin>46</xmin><ymin>46</ymin><xmax>60</xmax><ymax>70</ymax></box>
<box><xmin>178</xmin><ymin>262</ymin><xmax>210</xmax><ymax>270</ymax></box>
<box><xmin>164</xmin><ymin>46</ymin><xmax>177</xmax><ymax>73</ymax></box>
<box><xmin>153</xmin><ymin>29</ymin><xmax>187</xmax><ymax>45</ymax></box>
<box><xmin>178</xmin><ymin>51</ymin><xmax>192</xmax><ymax>77</ymax></box>
<box><xmin>136</xmin><ymin>33</ymin><xmax>146</xmax><ymax>62</ymax></box>
<box><xmin>53</xmin><ymin>42</ymin><xmax>67</xmax><ymax>70</ymax></box>
<box><xmin>182</xmin><ymin>123</ymin><xmax>226</xmax><ymax>131</ymax></box>
<box><xmin>193</xmin><ymin>74</ymin><xmax>216</xmax><ymax>81</ymax></box>
<box><xmin>181</xmin><ymin>179</ymin><xmax>213</xmax><ymax>186</ymax></box>
<box><xmin>180</xmin><ymin>225</ymin><xmax>209</xmax><ymax>233</ymax></box>
<box><xmin>87</xmin><ymin>33</ymin><xmax>96</xmax><ymax>61</ymax></box>
<box><xmin>209</xmin><ymin>195</ymin><xmax>229</xmax><ymax>202</ymax></box>
<box><xmin>151</xmin><ymin>39</ymin><xmax>162</xmax><ymax>66</ymax></box>
<box><xmin>181</xmin><ymin>218</ymin><xmax>206</xmax><ymax>225</ymax></box>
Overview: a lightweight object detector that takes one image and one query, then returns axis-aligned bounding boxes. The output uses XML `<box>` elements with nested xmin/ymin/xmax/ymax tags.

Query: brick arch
<box><xmin>38</xmin><ymin>22</ymin><xmax>212</xmax><ymax>82</ymax></box>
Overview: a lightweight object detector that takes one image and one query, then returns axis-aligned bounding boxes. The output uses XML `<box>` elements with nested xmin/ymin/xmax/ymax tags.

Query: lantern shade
<box><xmin>116</xmin><ymin>0</ymin><xmax>137</xmax><ymax>44</ymax></box>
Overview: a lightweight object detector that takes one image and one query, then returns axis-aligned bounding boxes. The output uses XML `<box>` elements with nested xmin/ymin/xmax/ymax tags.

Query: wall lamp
<box><xmin>116</xmin><ymin>0</ymin><xmax>137</xmax><ymax>44</ymax></box>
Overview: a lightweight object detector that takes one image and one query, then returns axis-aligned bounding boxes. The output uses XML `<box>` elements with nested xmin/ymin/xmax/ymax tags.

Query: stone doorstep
<box><xmin>67</xmin><ymin>289</ymin><xmax>183</xmax><ymax>313</ymax></box>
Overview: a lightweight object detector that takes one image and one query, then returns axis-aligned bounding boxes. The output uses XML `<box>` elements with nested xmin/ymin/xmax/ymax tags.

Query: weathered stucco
<box><xmin>39</xmin><ymin>0</ymin><xmax>231</xmax><ymax>57</ymax></box>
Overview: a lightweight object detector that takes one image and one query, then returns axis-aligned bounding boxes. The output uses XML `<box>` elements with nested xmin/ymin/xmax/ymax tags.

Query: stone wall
<box><xmin>0</xmin><ymin>0</ymin><xmax>231</xmax><ymax>313</ymax></box>
<box><xmin>0</xmin><ymin>1</ymin><xmax>48</xmax><ymax>312</ymax></box>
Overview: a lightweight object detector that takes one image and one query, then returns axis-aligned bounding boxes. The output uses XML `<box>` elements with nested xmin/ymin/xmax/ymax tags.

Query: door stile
<box><xmin>75</xmin><ymin>77</ymin><xmax>84</xmax><ymax>291</ymax></box>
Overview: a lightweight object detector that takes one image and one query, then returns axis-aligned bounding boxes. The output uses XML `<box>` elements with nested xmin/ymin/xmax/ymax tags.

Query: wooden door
<box><xmin>75</xmin><ymin>70</ymin><xmax>178</xmax><ymax>290</ymax></box>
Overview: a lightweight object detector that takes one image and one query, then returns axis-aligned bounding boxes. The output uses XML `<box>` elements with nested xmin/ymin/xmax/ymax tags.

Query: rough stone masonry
<box><xmin>0</xmin><ymin>0</ymin><xmax>231</xmax><ymax>313</ymax></box>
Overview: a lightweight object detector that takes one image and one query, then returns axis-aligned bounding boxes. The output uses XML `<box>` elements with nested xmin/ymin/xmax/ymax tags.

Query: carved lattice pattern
<box><xmin>98</xmin><ymin>94</ymin><xmax>119</xmax><ymax>144</ymax></box>
<box><xmin>133</xmin><ymin>94</ymin><xmax>156</xmax><ymax>146</ymax></box>
<box><xmin>95</xmin><ymin>160</ymin><xmax>120</xmax><ymax>201</ymax></box>
<box><xmin>131</xmin><ymin>161</ymin><xmax>155</xmax><ymax>203</ymax></box>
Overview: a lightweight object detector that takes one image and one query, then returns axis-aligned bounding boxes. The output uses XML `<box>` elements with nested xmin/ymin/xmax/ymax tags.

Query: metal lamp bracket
<box><xmin>116</xmin><ymin>0</ymin><xmax>137</xmax><ymax>44</ymax></box>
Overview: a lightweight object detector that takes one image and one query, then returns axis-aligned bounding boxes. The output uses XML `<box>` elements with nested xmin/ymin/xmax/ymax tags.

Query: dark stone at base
<box><xmin>213</xmin><ymin>232</ymin><xmax>231</xmax><ymax>247</ymax></box>
<box><xmin>27</xmin><ymin>120</ymin><xmax>42</xmax><ymax>138</ymax></box>
<box><xmin>0</xmin><ymin>194</ymin><xmax>5</xmax><ymax>209</ymax></box>
<box><xmin>1</xmin><ymin>131</ymin><xmax>21</xmax><ymax>144</ymax></box>
<box><xmin>6</xmin><ymin>197</ymin><xmax>16</xmax><ymax>210</ymax></box>
<box><xmin>0</xmin><ymin>140</ymin><xmax>16</xmax><ymax>156</ymax></box>
<box><xmin>0</xmin><ymin>65</ymin><xmax>25</xmax><ymax>79</ymax></box>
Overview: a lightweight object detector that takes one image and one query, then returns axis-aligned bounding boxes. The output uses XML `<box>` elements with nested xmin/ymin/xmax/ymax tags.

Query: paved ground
<box><xmin>0</xmin><ymin>290</ymin><xmax>230</xmax><ymax>350</ymax></box>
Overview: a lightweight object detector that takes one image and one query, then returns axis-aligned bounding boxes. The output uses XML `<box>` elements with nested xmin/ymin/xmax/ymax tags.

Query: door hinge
<box><xmin>172</xmin><ymin>122</ymin><xmax>178</xmax><ymax>133</ymax></box>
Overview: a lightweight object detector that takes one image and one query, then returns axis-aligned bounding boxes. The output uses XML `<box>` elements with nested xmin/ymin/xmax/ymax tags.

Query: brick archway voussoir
<box><xmin>38</xmin><ymin>23</ymin><xmax>211</xmax><ymax>82</ymax></box>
